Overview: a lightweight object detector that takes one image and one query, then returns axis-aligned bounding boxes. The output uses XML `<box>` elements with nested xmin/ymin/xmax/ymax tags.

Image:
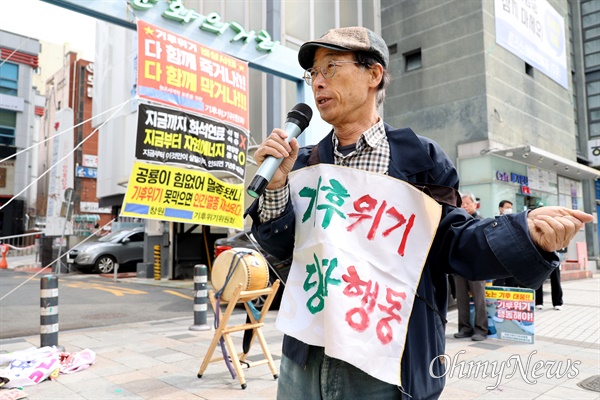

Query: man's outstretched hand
<box><xmin>527</xmin><ymin>207</ymin><xmax>593</xmax><ymax>252</ymax></box>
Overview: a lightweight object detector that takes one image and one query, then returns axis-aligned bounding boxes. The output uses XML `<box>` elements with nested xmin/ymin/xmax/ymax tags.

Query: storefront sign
<box><xmin>496</xmin><ymin>171</ymin><xmax>529</xmax><ymax>186</ymax></box>
<box><xmin>496</xmin><ymin>171</ymin><xmax>510</xmax><ymax>182</ymax></box>
<box><xmin>130</xmin><ymin>0</ymin><xmax>279</xmax><ymax>53</ymax></box>
<box><xmin>76</xmin><ymin>166</ymin><xmax>97</xmax><ymax>178</ymax></box>
<box><xmin>589</xmin><ymin>139</ymin><xmax>600</xmax><ymax>167</ymax></box>
<box><xmin>41</xmin><ymin>0</ymin><xmax>304</xmax><ymax>82</ymax></box>
<box><xmin>80</xmin><ymin>202</ymin><xmax>111</xmax><ymax>214</ymax></box>
<box><xmin>0</xmin><ymin>94</ymin><xmax>24</xmax><ymax>112</ymax></box>
<box><xmin>86</xmin><ymin>63</ymin><xmax>94</xmax><ymax>98</ymax></box>
<box><xmin>82</xmin><ymin>154</ymin><xmax>98</xmax><ymax>168</ymax></box>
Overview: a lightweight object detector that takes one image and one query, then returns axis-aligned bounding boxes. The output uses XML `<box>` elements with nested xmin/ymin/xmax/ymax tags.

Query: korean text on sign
<box><xmin>136</xmin><ymin>19</ymin><xmax>249</xmax><ymax>131</ymax></box>
<box><xmin>121</xmin><ymin>161</ymin><xmax>244</xmax><ymax>229</ymax></box>
<box><xmin>277</xmin><ymin>164</ymin><xmax>442</xmax><ymax>386</ymax></box>
<box><xmin>135</xmin><ymin>103</ymin><xmax>248</xmax><ymax>181</ymax></box>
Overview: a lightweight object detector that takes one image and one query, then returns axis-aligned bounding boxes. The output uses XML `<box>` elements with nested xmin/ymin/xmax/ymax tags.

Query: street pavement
<box><xmin>1</xmin><ymin>255</ymin><xmax>599</xmax><ymax>399</ymax></box>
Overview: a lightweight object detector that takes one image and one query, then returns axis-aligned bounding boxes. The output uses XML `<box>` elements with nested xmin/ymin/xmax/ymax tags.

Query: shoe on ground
<box><xmin>454</xmin><ymin>331</ymin><xmax>473</xmax><ymax>339</ymax></box>
<box><xmin>471</xmin><ymin>333</ymin><xmax>487</xmax><ymax>341</ymax></box>
<box><xmin>554</xmin><ymin>305</ymin><xmax>562</xmax><ymax>310</ymax></box>
<box><xmin>535</xmin><ymin>305</ymin><xmax>543</xmax><ymax>310</ymax></box>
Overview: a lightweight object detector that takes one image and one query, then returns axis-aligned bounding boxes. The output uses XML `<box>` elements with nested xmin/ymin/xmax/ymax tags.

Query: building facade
<box><xmin>38</xmin><ymin>52</ymin><xmax>112</xmax><ymax>237</ymax></box>
<box><xmin>0</xmin><ymin>30</ymin><xmax>43</xmax><ymax>235</ymax></box>
<box><xmin>381</xmin><ymin>0</ymin><xmax>599</xmax><ymax>260</ymax></box>
<box><xmin>48</xmin><ymin>0</ymin><xmax>598</xmax><ymax>269</ymax></box>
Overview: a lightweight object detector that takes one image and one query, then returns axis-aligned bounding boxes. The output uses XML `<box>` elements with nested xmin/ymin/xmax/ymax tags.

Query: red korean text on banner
<box><xmin>136</xmin><ymin>19</ymin><xmax>249</xmax><ymax>131</ymax></box>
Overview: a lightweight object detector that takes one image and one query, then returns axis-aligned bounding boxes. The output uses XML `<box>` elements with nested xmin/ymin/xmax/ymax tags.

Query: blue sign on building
<box><xmin>76</xmin><ymin>166</ymin><xmax>97</xmax><ymax>178</ymax></box>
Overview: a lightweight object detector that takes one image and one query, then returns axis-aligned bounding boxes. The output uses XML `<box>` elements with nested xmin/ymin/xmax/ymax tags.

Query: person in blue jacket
<box><xmin>246</xmin><ymin>26</ymin><xmax>592</xmax><ymax>400</ymax></box>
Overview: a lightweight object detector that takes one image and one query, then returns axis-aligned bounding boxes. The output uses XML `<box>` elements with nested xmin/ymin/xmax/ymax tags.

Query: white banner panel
<box><xmin>494</xmin><ymin>0</ymin><xmax>568</xmax><ymax>89</ymax></box>
<box><xmin>45</xmin><ymin>108</ymin><xmax>75</xmax><ymax>236</ymax></box>
<box><xmin>277</xmin><ymin>165</ymin><xmax>442</xmax><ymax>386</ymax></box>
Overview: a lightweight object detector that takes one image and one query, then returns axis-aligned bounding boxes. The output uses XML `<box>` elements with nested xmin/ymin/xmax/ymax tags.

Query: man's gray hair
<box><xmin>460</xmin><ymin>192</ymin><xmax>477</xmax><ymax>203</ymax></box>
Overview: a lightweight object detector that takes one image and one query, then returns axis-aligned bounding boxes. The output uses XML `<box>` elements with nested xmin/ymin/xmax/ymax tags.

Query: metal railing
<box><xmin>0</xmin><ymin>231</ymin><xmax>41</xmax><ymax>257</ymax></box>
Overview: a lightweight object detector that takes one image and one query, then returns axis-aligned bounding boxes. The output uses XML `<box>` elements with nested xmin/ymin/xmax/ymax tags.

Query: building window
<box><xmin>582</xmin><ymin>0</ymin><xmax>600</xmax><ymax>14</ymax></box>
<box><xmin>525</xmin><ymin>63</ymin><xmax>534</xmax><ymax>77</ymax></box>
<box><xmin>582</xmin><ymin>0</ymin><xmax>600</xmax><ymax>70</ymax></box>
<box><xmin>404</xmin><ymin>49</ymin><xmax>422</xmax><ymax>72</ymax></box>
<box><xmin>585</xmin><ymin>26</ymin><xmax>600</xmax><ymax>40</ymax></box>
<box><xmin>589</xmin><ymin>80</ymin><xmax>600</xmax><ymax>137</ymax></box>
<box><xmin>0</xmin><ymin>61</ymin><xmax>18</xmax><ymax>96</ymax></box>
<box><xmin>585</xmin><ymin>52</ymin><xmax>600</xmax><ymax>69</ymax></box>
<box><xmin>0</xmin><ymin>110</ymin><xmax>16</xmax><ymax>146</ymax></box>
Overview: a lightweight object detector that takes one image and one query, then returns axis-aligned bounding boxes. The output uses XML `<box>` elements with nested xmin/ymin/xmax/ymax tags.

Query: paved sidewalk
<box><xmin>441</xmin><ymin>276</ymin><xmax>600</xmax><ymax>399</ymax></box>
<box><xmin>3</xmin><ymin>254</ymin><xmax>42</xmax><ymax>272</ymax></box>
<box><xmin>1</xmin><ymin>256</ymin><xmax>599</xmax><ymax>399</ymax></box>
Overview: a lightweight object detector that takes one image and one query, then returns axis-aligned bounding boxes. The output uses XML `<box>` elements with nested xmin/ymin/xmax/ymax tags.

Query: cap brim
<box><xmin>298</xmin><ymin>42</ymin><xmax>353</xmax><ymax>70</ymax></box>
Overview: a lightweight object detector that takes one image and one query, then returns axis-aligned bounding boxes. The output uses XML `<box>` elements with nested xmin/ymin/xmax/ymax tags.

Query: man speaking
<box><xmin>246</xmin><ymin>26</ymin><xmax>592</xmax><ymax>400</ymax></box>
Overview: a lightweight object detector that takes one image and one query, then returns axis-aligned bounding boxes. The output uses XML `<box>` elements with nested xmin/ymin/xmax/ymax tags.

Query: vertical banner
<box><xmin>136</xmin><ymin>19</ymin><xmax>249</xmax><ymax>131</ymax></box>
<box><xmin>46</xmin><ymin>108</ymin><xmax>74</xmax><ymax>236</ymax></box>
<box><xmin>485</xmin><ymin>286</ymin><xmax>535</xmax><ymax>343</ymax></box>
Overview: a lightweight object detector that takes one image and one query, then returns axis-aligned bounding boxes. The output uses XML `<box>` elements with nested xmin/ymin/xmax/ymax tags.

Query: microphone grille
<box><xmin>287</xmin><ymin>103</ymin><xmax>313</xmax><ymax>131</ymax></box>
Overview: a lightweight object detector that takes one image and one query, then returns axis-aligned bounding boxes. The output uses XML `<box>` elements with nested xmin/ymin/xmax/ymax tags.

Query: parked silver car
<box><xmin>67</xmin><ymin>227</ymin><xmax>145</xmax><ymax>273</ymax></box>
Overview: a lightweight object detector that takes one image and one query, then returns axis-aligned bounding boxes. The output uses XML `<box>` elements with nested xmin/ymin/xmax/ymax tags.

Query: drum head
<box><xmin>211</xmin><ymin>247</ymin><xmax>269</xmax><ymax>301</ymax></box>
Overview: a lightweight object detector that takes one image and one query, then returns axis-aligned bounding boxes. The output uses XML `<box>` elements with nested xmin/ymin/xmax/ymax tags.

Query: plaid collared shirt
<box><xmin>258</xmin><ymin>119</ymin><xmax>390</xmax><ymax>222</ymax></box>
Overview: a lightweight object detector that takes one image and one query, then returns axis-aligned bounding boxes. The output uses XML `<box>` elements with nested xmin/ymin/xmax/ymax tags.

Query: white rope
<box><xmin>0</xmin><ymin>97</ymin><xmax>134</xmax><ymax>212</ymax></box>
<box><xmin>0</xmin><ymin>99</ymin><xmax>135</xmax><ymax>165</ymax></box>
<box><xmin>0</xmin><ymin>36</ymin><xmax>33</xmax><ymax>69</ymax></box>
<box><xmin>0</xmin><ymin>218</ymin><xmax>115</xmax><ymax>302</ymax></box>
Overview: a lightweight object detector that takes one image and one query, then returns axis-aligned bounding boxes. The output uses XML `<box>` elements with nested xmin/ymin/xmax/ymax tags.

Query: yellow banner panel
<box><xmin>121</xmin><ymin>161</ymin><xmax>244</xmax><ymax>229</ymax></box>
<box><xmin>485</xmin><ymin>289</ymin><xmax>534</xmax><ymax>301</ymax></box>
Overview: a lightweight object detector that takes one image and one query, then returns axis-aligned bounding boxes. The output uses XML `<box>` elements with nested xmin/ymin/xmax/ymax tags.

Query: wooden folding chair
<box><xmin>197</xmin><ymin>279</ymin><xmax>280</xmax><ymax>389</ymax></box>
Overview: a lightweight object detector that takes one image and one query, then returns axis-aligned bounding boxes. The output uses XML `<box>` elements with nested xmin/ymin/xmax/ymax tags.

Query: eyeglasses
<box><xmin>303</xmin><ymin>60</ymin><xmax>360</xmax><ymax>86</ymax></box>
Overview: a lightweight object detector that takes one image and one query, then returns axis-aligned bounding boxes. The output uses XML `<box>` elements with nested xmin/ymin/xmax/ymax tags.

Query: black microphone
<box><xmin>247</xmin><ymin>103</ymin><xmax>313</xmax><ymax>198</ymax></box>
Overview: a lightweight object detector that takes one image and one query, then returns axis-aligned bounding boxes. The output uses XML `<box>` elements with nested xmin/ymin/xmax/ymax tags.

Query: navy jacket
<box><xmin>247</xmin><ymin>124</ymin><xmax>558</xmax><ymax>399</ymax></box>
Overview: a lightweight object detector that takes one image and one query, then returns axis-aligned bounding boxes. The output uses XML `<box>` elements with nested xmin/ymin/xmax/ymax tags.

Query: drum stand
<box><xmin>197</xmin><ymin>279</ymin><xmax>281</xmax><ymax>389</ymax></box>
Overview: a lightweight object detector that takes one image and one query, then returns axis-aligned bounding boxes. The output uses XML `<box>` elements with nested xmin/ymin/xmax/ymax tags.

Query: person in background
<box><xmin>247</xmin><ymin>26</ymin><xmax>593</xmax><ymax>400</ymax></box>
<box><xmin>536</xmin><ymin>248</ymin><xmax>565</xmax><ymax>310</ymax></box>
<box><xmin>453</xmin><ymin>193</ymin><xmax>488</xmax><ymax>341</ymax></box>
<box><xmin>460</xmin><ymin>192</ymin><xmax>482</xmax><ymax>219</ymax></box>
<box><xmin>498</xmin><ymin>200</ymin><xmax>513</xmax><ymax>215</ymax></box>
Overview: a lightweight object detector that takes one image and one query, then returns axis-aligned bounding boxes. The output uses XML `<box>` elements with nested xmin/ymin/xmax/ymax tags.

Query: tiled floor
<box><xmin>1</xmin><ymin>261</ymin><xmax>599</xmax><ymax>400</ymax></box>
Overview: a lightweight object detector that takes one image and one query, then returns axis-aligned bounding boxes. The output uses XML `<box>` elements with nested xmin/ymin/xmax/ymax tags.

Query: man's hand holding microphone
<box><xmin>247</xmin><ymin>103</ymin><xmax>312</xmax><ymax>198</ymax></box>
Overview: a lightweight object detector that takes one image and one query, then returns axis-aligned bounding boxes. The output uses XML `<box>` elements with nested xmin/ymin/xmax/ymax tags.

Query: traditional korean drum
<box><xmin>211</xmin><ymin>247</ymin><xmax>270</xmax><ymax>301</ymax></box>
